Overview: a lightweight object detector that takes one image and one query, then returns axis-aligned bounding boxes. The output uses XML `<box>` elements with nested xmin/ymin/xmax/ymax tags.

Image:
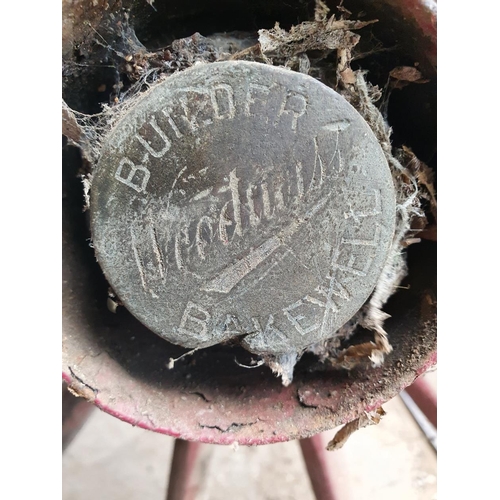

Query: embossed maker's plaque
<box><xmin>90</xmin><ymin>61</ymin><xmax>396</xmax><ymax>355</ymax></box>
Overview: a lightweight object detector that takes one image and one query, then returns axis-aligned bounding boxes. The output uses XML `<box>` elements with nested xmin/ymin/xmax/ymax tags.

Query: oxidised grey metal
<box><xmin>90</xmin><ymin>61</ymin><xmax>396</xmax><ymax>355</ymax></box>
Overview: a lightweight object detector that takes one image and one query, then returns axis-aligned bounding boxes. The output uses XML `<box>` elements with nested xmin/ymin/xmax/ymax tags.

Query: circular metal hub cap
<box><xmin>90</xmin><ymin>61</ymin><xmax>396</xmax><ymax>355</ymax></box>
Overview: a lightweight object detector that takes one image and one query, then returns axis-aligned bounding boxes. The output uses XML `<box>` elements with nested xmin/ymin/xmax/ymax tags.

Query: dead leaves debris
<box><xmin>389</xmin><ymin>66</ymin><xmax>429</xmax><ymax>88</ymax></box>
<box><xmin>258</xmin><ymin>1</ymin><xmax>377</xmax><ymax>70</ymax></box>
<box><xmin>258</xmin><ymin>18</ymin><xmax>376</xmax><ymax>60</ymax></box>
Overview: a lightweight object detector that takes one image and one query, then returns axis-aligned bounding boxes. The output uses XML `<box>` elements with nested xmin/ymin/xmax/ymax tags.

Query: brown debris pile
<box><xmin>258</xmin><ymin>16</ymin><xmax>376</xmax><ymax>70</ymax></box>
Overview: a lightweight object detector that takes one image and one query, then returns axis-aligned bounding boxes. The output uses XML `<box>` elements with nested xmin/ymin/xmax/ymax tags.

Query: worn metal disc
<box><xmin>90</xmin><ymin>61</ymin><xmax>396</xmax><ymax>355</ymax></box>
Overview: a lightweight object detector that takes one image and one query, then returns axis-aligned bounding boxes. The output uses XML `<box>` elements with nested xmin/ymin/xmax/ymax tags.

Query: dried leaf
<box><xmin>401</xmin><ymin>145</ymin><xmax>437</xmax><ymax>220</ymax></box>
<box><xmin>326</xmin><ymin>407</ymin><xmax>386</xmax><ymax>451</ymax></box>
<box><xmin>418</xmin><ymin>225</ymin><xmax>437</xmax><ymax>242</ymax></box>
<box><xmin>337</xmin><ymin>342</ymin><xmax>377</xmax><ymax>363</ymax></box>
<box><xmin>314</xmin><ymin>0</ymin><xmax>330</xmax><ymax>22</ymax></box>
<box><xmin>67</xmin><ymin>386</ymin><xmax>82</xmax><ymax>398</ymax></box>
<box><xmin>229</xmin><ymin>44</ymin><xmax>264</xmax><ymax>61</ymax></box>
<box><xmin>326</xmin><ymin>18</ymin><xmax>377</xmax><ymax>31</ymax></box>
<box><xmin>389</xmin><ymin>66</ymin><xmax>425</xmax><ymax>82</ymax></box>
<box><xmin>334</xmin><ymin>334</ymin><xmax>392</xmax><ymax>370</ymax></box>
<box><xmin>389</xmin><ymin>66</ymin><xmax>430</xmax><ymax>90</ymax></box>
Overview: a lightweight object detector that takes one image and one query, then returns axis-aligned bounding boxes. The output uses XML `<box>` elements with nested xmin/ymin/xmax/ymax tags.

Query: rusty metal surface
<box><xmin>62</xmin><ymin>0</ymin><xmax>437</xmax><ymax>445</ymax></box>
<box><xmin>62</xmin><ymin>308</ymin><xmax>435</xmax><ymax>445</ymax></box>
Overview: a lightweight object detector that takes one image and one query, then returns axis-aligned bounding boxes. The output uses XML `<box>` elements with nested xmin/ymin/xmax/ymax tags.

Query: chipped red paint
<box><xmin>416</xmin><ymin>351</ymin><xmax>437</xmax><ymax>378</ymax></box>
<box><xmin>62</xmin><ymin>326</ymin><xmax>436</xmax><ymax>445</ymax></box>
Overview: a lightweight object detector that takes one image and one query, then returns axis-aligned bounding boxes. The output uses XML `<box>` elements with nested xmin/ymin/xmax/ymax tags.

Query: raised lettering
<box><xmin>277</xmin><ymin>91</ymin><xmax>308</xmax><ymax>131</ymax></box>
<box><xmin>222</xmin><ymin>314</ymin><xmax>244</xmax><ymax>335</ymax></box>
<box><xmin>178</xmin><ymin>302</ymin><xmax>211</xmax><ymax>339</ymax></box>
<box><xmin>135</xmin><ymin>115</ymin><xmax>172</xmax><ymax>158</ymax></box>
<box><xmin>283</xmin><ymin>295</ymin><xmax>335</xmax><ymax>336</ymax></box>
<box><xmin>211</xmin><ymin>84</ymin><xmax>236</xmax><ymax>119</ymax></box>
<box><xmin>251</xmin><ymin>315</ymin><xmax>287</xmax><ymax>342</ymax></box>
<box><xmin>244</xmin><ymin>83</ymin><xmax>271</xmax><ymax>117</ymax></box>
<box><xmin>161</xmin><ymin>109</ymin><xmax>184</xmax><ymax>139</ymax></box>
<box><xmin>115</xmin><ymin>158</ymin><xmax>150</xmax><ymax>193</ymax></box>
<box><xmin>343</xmin><ymin>189</ymin><xmax>382</xmax><ymax>221</ymax></box>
